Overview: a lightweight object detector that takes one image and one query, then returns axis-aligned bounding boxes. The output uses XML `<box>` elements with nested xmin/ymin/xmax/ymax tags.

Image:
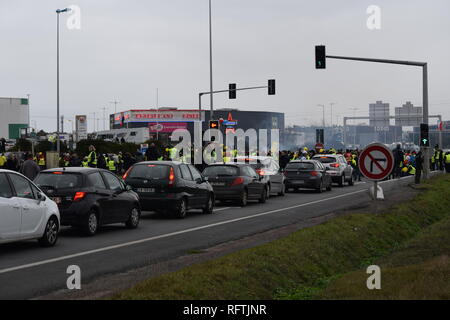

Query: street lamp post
<box><xmin>56</xmin><ymin>8</ymin><xmax>71</xmax><ymax>154</ymax></box>
<box><xmin>208</xmin><ymin>0</ymin><xmax>214</xmax><ymax>121</ymax></box>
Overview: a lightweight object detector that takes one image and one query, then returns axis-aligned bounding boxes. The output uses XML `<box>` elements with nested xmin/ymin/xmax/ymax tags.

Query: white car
<box><xmin>0</xmin><ymin>169</ymin><xmax>60</xmax><ymax>247</ymax></box>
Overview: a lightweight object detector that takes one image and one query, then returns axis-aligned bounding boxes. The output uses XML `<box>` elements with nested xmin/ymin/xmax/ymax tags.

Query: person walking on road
<box><xmin>415</xmin><ymin>151</ymin><xmax>424</xmax><ymax>184</ymax></box>
<box><xmin>20</xmin><ymin>153</ymin><xmax>40</xmax><ymax>181</ymax></box>
<box><xmin>445</xmin><ymin>152</ymin><xmax>450</xmax><ymax>174</ymax></box>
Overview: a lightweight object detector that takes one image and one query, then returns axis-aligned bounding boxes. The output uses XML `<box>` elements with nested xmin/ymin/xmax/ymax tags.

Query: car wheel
<box><xmin>203</xmin><ymin>194</ymin><xmax>215</xmax><ymax>214</ymax></box>
<box><xmin>259</xmin><ymin>186</ymin><xmax>268</xmax><ymax>203</ymax></box>
<box><xmin>338</xmin><ymin>175</ymin><xmax>344</xmax><ymax>187</ymax></box>
<box><xmin>238</xmin><ymin>189</ymin><xmax>248</xmax><ymax>207</ymax></box>
<box><xmin>38</xmin><ymin>217</ymin><xmax>59</xmax><ymax>247</ymax></box>
<box><xmin>125</xmin><ymin>207</ymin><xmax>140</xmax><ymax>229</ymax></box>
<box><xmin>316</xmin><ymin>181</ymin><xmax>324</xmax><ymax>193</ymax></box>
<box><xmin>278</xmin><ymin>183</ymin><xmax>286</xmax><ymax>196</ymax></box>
<box><xmin>82</xmin><ymin>210</ymin><xmax>99</xmax><ymax>236</ymax></box>
<box><xmin>176</xmin><ymin>198</ymin><xmax>187</xmax><ymax>219</ymax></box>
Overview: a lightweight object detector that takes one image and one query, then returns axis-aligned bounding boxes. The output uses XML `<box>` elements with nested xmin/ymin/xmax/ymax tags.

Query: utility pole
<box><xmin>110</xmin><ymin>99</ymin><xmax>120</xmax><ymax>114</ymax></box>
<box><xmin>349</xmin><ymin>108</ymin><xmax>359</xmax><ymax>147</ymax></box>
<box><xmin>330</xmin><ymin>102</ymin><xmax>337</xmax><ymax>132</ymax></box>
<box><xmin>208</xmin><ymin>0</ymin><xmax>214</xmax><ymax>121</ymax></box>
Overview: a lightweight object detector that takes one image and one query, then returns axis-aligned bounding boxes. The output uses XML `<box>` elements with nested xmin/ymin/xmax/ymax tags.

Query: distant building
<box><xmin>395</xmin><ymin>101</ymin><xmax>423</xmax><ymax>127</ymax></box>
<box><xmin>369</xmin><ymin>101</ymin><xmax>390</xmax><ymax>128</ymax></box>
<box><xmin>0</xmin><ymin>97</ymin><xmax>30</xmax><ymax>139</ymax></box>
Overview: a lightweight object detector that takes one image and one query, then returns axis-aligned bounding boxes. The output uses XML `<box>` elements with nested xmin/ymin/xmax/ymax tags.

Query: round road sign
<box><xmin>358</xmin><ymin>143</ymin><xmax>394</xmax><ymax>181</ymax></box>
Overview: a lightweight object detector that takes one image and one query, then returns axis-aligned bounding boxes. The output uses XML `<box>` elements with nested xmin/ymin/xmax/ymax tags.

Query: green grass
<box><xmin>111</xmin><ymin>175</ymin><xmax>450</xmax><ymax>300</ymax></box>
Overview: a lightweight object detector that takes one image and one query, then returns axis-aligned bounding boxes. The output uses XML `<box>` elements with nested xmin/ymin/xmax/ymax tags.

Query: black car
<box><xmin>284</xmin><ymin>160</ymin><xmax>332</xmax><ymax>193</ymax></box>
<box><xmin>34</xmin><ymin>167</ymin><xmax>141</xmax><ymax>236</ymax></box>
<box><xmin>123</xmin><ymin>161</ymin><xmax>214</xmax><ymax>218</ymax></box>
<box><xmin>235</xmin><ymin>156</ymin><xmax>286</xmax><ymax>196</ymax></box>
<box><xmin>202</xmin><ymin>163</ymin><xmax>269</xmax><ymax>206</ymax></box>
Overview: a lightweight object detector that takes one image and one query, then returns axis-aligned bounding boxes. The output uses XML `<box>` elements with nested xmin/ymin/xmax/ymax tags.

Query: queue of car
<box><xmin>0</xmin><ymin>154</ymin><xmax>355</xmax><ymax>248</ymax></box>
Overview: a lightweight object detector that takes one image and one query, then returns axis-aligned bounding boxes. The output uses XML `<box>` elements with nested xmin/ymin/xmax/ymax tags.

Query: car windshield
<box><xmin>35</xmin><ymin>172</ymin><xmax>82</xmax><ymax>189</ymax></box>
<box><xmin>128</xmin><ymin>164</ymin><xmax>169</xmax><ymax>179</ymax></box>
<box><xmin>313</xmin><ymin>156</ymin><xmax>337</xmax><ymax>164</ymax></box>
<box><xmin>286</xmin><ymin>162</ymin><xmax>315</xmax><ymax>170</ymax></box>
<box><xmin>203</xmin><ymin>166</ymin><xmax>239</xmax><ymax>177</ymax></box>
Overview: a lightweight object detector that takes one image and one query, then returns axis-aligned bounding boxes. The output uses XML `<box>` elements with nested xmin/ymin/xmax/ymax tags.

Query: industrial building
<box><xmin>0</xmin><ymin>97</ymin><xmax>29</xmax><ymax>140</ymax></box>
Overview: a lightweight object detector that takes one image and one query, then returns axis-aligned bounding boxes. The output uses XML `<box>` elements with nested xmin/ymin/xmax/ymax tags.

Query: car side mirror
<box><xmin>37</xmin><ymin>192</ymin><xmax>46</xmax><ymax>202</ymax></box>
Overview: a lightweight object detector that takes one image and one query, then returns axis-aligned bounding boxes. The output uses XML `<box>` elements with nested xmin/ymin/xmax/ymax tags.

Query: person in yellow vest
<box><xmin>37</xmin><ymin>152</ymin><xmax>46</xmax><ymax>170</ymax></box>
<box><xmin>107</xmin><ymin>155</ymin><xmax>116</xmax><ymax>174</ymax></box>
<box><xmin>445</xmin><ymin>152</ymin><xmax>450</xmax><ymax>174</ymax></box>
<box><xmin>87</xmin><ymin>145</ymin><xmax>97</xmax><ymax>168</ymax></box>
<box><xmin>0</xmin><ymin>153</ymin><xmax>6</xmax><ymax>168</ymax></box>
<box><xmin>82</xmin><ymin>157</ymin><xmax>89</xmax><ymax>167</ymax></box>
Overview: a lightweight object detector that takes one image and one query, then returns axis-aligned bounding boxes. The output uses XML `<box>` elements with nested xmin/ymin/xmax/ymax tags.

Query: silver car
<box><xmin>312</xmin><ymin>154</ymin><xmax>354</xmax><ymax>187</ymax></box>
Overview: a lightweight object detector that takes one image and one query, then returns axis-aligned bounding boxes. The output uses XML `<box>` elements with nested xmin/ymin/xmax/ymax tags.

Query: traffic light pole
<box><xmin>198</xmin><ymin>84</ymin><xmax>270</xmax><ymax>124</ymax></box>
<box><xmin>326</xmin><ymin>55</ymin><xmax>429</xmax><ymax>179</ymax></box>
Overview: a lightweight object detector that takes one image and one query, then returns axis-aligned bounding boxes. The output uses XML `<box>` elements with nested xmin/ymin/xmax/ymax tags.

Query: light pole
<box><xmin>208</xmin><ymin>0</ymin><xmax>214</xmax><ymax>121</ymax></box>
<box><xmin>317</xmin><ymin>104</ymin><xmax>325</xmax><ymax>129</ymax></box>
<box><xmin>330</xmin><ymin>102</ymin><xmax>337</xmax><ymax>131</ymax></box>
<box><xmin>56</xmin><ymin>8</ymin><xmax>71</xmax><ymax>154</ymax></box>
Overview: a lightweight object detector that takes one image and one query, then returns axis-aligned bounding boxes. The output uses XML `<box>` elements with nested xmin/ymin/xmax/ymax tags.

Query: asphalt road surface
<box><xmin>0</xmin><ymin>176</ymin><xmax>415</xmax><ymax>299</ymax></box>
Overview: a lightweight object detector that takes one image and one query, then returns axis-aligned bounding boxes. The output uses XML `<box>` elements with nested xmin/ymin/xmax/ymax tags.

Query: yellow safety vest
<box><xmin>445</xmin><ymin>154</ymin><xmax>450</xmax><ymax>164</ymax></box>
<box><xmin>88</xmin><ymin>151</ymin><xmax>97</xmax><ymax>165</ymax></box>
<box><xmin>82</xmin><ymin>161</ymin><xmax>89</xmax><ymax>167</ymax></box>
<box><xmin>38</xmin><ymin>157</ymin><xmax>45</xmax><ymax>166</ymax></box>
<box><xmin>0</xmin><ymin>156</ymin><xmax>5</xmax><ymax>167</ymax></box>
<box><xmin>108</xmin><ymin>160</ymin><xmax>116</xmax><ymax>171</ymax></box>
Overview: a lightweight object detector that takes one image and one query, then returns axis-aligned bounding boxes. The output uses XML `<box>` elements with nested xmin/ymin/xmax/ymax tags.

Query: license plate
<box><xmin>210</xmin><ymin>182</ymin><xmax>225</xmax><ymax>186</ymax></box>
<box><xmin>293</xmin><ymin>180</ymin><xmax>304</xmax><ymax>184</ymax></box>
<box><xmin>136</xmin><ymin>188</ymin><xmax>155</xmax><ymax>193</ymax></box>
<box><xmin>51</xmin><ymin>197</ymin><xmax>62</xmax><ymax>204</ymax></box>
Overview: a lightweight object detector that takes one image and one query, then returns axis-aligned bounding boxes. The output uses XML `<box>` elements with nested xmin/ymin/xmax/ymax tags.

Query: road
<box><xmin>0</xmin><ymin>177</ymin><xmax>414</xmax><ymax>299</ymax></box>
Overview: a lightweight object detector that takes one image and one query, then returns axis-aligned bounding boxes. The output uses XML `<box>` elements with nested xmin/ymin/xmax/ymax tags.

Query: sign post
<box><xmin>358</xmin><ymin>143</ymin><xmax>395</xmax><ymax>200</ymax></box>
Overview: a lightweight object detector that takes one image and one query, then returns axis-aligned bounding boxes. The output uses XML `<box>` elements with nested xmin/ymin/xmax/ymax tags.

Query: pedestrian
<box><xmin>415</xmin><ymin>151</ymin><xmax>424</xmax><ymax>184</ymax></box>
<box><xmin>20</xmin><ymin>153</ymin><xmax>41</xmax><ymax>180</ymax></box>
<box><xmin>87</xmin><ymin>145</ymin><xmax>97</xmax><ymax>168</ymax></box>
<box><xmin>445</xmin><ymin>152</ymin><xmax>450</xmax><ymax>174</ymax></box>
<box><xmin>145</xmin><ymin>143</ymin><xmax>160</xmax><ymax>161</ymax></box>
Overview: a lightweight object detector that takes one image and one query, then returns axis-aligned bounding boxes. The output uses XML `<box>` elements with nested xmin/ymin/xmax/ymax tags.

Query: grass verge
<box><xmin>112</xmin><ymin>175</ymin><xmax>450</xmax><ymax>300</ymax></box>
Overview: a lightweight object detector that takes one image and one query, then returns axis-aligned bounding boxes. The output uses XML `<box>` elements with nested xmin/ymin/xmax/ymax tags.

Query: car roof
<box><xmin>40</xmin><ymin>167</ymin><xmax>109</xmax><ymax>174</ymax></box>
<box><xmin>289</xmin><ymin>160</ymin><xmax>318</xmax><ymax>163</ymax></box>
<box><xmin>206</xmin><ymin>163</ymin><xmax>249</xmax><ymax>167</ymax></box>
<box><xmin>312</xmin><ymin>154</ymin><xmax>340</xmax><ymax>158</ymax></box>
<box><xmin>133</xmin><ymin>161</ymin><xmax>183</xmax><ymax>166</ymax></box>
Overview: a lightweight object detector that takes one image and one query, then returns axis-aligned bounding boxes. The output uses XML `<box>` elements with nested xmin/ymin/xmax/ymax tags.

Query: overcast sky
<box><xmin>1</xmin><ymin>0</ymin><xmax>449</xmax><ymax>132</ymax></box>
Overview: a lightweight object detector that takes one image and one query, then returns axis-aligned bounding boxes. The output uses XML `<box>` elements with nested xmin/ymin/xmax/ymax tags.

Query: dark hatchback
<box><xmin>202</xmin><ymin>163</ymin><xmax>269</xmax><ymax>206</ymax></box>
<box><xmin>123</xmin><ymin>161</ymin><xmax>214</xmax><ymax>218</ymax></box>
<box><xmin>284</xmin><ymin>160</ymin><xmax>332</xmax><ymax>193</ymax></box>
<box><xmin>34</xmin><ymin>168</ymin><xmax>141</xmax><ymax>236</ymax></box>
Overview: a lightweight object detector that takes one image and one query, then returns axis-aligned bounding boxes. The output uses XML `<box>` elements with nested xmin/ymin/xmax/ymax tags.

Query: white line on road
<box><xmin>0</xmin><ymin>177</ymin><xmax>413</xmax><ymax>275</ymax></box>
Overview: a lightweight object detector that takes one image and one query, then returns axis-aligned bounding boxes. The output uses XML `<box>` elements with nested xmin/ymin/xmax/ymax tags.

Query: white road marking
<box><xmin>213</xmin><ymin>207</ymin><xmax>232</xmax><ymax>212</ymax></box>
<box><xmin>0</xmin><ymin>177</ymin><xmax>413</xmax><ymax>275</ymax></box>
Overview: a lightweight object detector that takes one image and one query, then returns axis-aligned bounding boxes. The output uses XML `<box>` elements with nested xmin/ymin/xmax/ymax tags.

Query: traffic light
<box><xmin>420</xmin><ymin>123</ymin><xmax>430</xmax><ymax>147</ymax></box>
<box><xmin>268</xmin><ymin>79</ymin><xmax>276</xmax><ymax>95</ymax></box>
<box><xmin>315</xmin><ymin>45</ymin><xmax>326</xmax><ymax>69</ymax></box>
<box><xmin>229</xmin><ymin>83</ymin><xmax>236</xmax><ymax>99</ymax></box>
<box><xmin>209</xmin><ymin>120</ymin><xmax>219</xmax><ymax>129</ymax></box>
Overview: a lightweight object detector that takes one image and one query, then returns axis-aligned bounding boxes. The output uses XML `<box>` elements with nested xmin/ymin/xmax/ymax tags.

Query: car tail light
<box><xmin>231</xmin><ymin>177</ymin><xmax>244</xmax><ymax>186</ymax></box>
<box><xmin>330</xmin><ymin>163</ymin><xmax>340</xmax><ymax>168</ymax></box>
<box><xmin>311</xmin><ymin>171</ymin><xmax>319</xmax><ymax>176</ymax></box>
<box><xmin>53</xmin><ymin>172</ymin><xmax>63</xmax><ymax>175</ymax></box>
<box><xmin>122</xmin><ymin>167</ymin><xmax>132</xmax><ymax>180</ymax></box>
<box><xmin>168</xmin><ymin>167</ymin><xmax>175</xmax><ymax>187</ymax></box>
<box><xmin>255</xmin><ymin>169</ymin><xmax>266</xmax><ymax>176</ymax></box>
<box><xmin>73</xmin><ymin>192</ymin><xmax>86</xmax><ymax>202</ymax></box>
